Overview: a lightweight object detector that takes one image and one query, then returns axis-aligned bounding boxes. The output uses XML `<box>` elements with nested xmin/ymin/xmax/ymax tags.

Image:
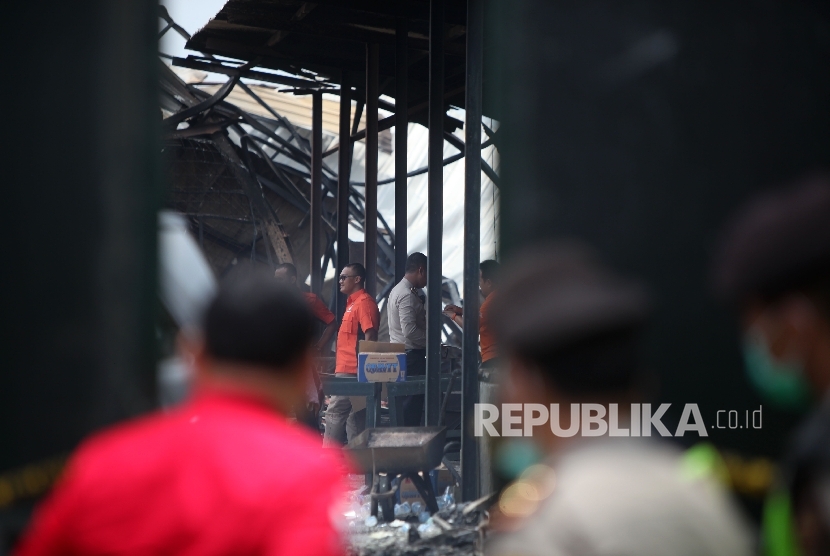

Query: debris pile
<box><xmin>345</xmin><ymin>493</ymin><xmax>492</xmax><ymax>556</ymax></box>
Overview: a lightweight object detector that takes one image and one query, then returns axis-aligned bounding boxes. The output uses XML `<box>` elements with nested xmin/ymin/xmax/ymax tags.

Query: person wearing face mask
<box><xmin>485</xmin><ymin>242</ymin><xmax>754</xmax><ymax>556</ymax></box>
<box><xmin>713</xmin><ymin>175</ymin><xmax>830</xmax><ymax>556</ymax></box>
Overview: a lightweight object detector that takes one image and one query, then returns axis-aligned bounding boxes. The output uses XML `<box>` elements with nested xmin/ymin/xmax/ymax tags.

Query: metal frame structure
<box><xmin>160</xmin><ymin>70</ymin><xmax>396</xmax><ymax>285</ymax></box>
<box><xmin>425</xmin><ymin>0</ymin><xmax>445</xmax><ymax>429</ymax></box>
<box><xmin>159</xmin><ymin>0</ymin><xmax>495</xmax><ymax>500</ymax></box>
<box><xmin>462</xmin><ymin>0</ymin><xmax>484</xmax><ymax>502</ymax></box>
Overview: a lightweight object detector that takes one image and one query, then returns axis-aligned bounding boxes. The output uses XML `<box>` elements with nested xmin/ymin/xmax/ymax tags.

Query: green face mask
<box><xmin>742</xmin><ymin>330</ymin><xmax>811</xmax><ymax>411</ymax></box>
<box><xmin>495</xmin><ymin>438</ymin><xmax>543</xmax><ymax>481</ymax></box>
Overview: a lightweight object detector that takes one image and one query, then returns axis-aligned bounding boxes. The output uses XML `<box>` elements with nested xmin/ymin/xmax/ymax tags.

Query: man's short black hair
<box><xmin>491</xmin><ymin>242</ymin><xmax>649</xmax><ymax>396</ymax></box>
<box><xmin>204</xmin><ymin>268</ymin><xmax>313</xmax><ymax>370</ymax></box>
<box><xmin>480</xmin><ymin>259</ymin><xmax>500</xmax><ymax>283</ymax></box>
<box><xmin>713</xmin><ymin>174</ymin><xmax>830</xmax><ymax>318</ymax></box>
<box><xmin>274</xmin><ymin>262</ymin><xmax>298</xmax><ymax>278</ymax></box>
<box><xmin>405</xmin><ymin>252</ymin><xmax>427</xmax><ymax>273</ymax></box>
<box><xmin>344</xmin><ymin>263</ymin><xmax>366</xmax><ymax>282</ymax></box>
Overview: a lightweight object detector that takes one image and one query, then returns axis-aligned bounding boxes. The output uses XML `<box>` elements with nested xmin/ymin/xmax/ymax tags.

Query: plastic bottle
<box><xmin>417</xmin><ymin>517</ymin><xmax>441</xmax><ymax>538</ymax></box>
<box><xmin>442</xmin><ymin>486</ymin><xmax>455</xmax><ymax>508</ymax></box>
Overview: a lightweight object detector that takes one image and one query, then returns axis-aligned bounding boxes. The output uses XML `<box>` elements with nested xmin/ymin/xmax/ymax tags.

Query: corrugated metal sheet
<box><xmin>173</xmin><ymin>66</ymin><xmax>359</xmax><ymax>134</ymax></box>
<box><xmin>171</xmin><ymin>64</ymin><xmax>500</xmax><ymax>287</ymax></box>
<box><xmin>201</xmin><ymin>84</ymin><xmax>357</xmax><ymax>135</ymax></box>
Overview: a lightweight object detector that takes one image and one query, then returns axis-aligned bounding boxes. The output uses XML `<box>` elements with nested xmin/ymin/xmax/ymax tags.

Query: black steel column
<box><xmin>337</xmin><ymin>73</ymin><xmax>351</xmax><ymax>319</ymax></box>
<box><xmin>3</xmin><ymin>0</ymin><xmax>158</xmax><ymax>516</ymax></box>
<box><xmin>310</xmin><ymin>90</ymin><xmax>323</xmax><ymax>295</ymax></box>
<box><xmin>395</xmin><ymin>18</ymin><xmax>409</xmax><ymax>283</ymax></box>
<box><xmin>365</xmin><ymin>43</ymin><xmax>379</xmax><ymax>297</ymax></box>
<box><xmin>461</xmin><ymin>0</ymin><xmax>483</xmax><ymax>502</ymax></box>
<box><xmin>426</xmin><ymin>0</ymin><xmax>444</xmax><ymax>426</ymax></box>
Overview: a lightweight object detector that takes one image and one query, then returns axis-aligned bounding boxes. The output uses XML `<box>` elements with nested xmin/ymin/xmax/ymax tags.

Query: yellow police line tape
<box><xmin>0</xmin><ymin>455</ymin><xmax>67</xmax><ymax>508</ymax></box>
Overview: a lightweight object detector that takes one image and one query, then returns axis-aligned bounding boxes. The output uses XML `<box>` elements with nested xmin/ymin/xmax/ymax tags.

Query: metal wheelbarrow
<box><xmin>346</xmin><ymin>426</ymin><xmax>447</xmax><ymax>522</ymax></box>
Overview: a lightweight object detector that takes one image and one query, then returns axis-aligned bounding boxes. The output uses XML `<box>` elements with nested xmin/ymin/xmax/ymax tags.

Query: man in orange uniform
<box><xmin>15</xmin><ymin>270</ymin><xmax>350</xmax><ymax>556</ymax></box>
<box><xmin>274</xmin><ymin>262</ymin><xmax>337</xmax><ymax>431</ymax></box>
<box><xmin>324</xmin><ymin>263</ymin><xmax>379</xmax><ymax>446</ymax></box>
<box><xmin>274</xmin><ymin>263</ymin><xmax>337</xmax><ymax>352</ymax></box>
<box><xmin>444</xmin><ymin>259</ymin><xmax>500</xmax><ymax>368</ymax></box>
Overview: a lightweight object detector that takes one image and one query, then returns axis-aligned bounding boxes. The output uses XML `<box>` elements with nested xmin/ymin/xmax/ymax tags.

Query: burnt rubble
<box><xmin>347</xmin><ymin>499</ymin><xmax>491</xmax><ymax>556</ymax></box>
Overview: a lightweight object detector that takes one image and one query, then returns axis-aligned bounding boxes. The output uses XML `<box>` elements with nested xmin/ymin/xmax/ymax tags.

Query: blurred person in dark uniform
<box><xmin>324</xmin><ymin>263</ymin><xmax>379</xmax><ymax>446</ymax></box>
<box><xmin>15</xmin><ymin>269</ymin><xmax>350</xmax><ymax>556</ymax></box>
<box><xmin>274</xmin><ymin>262</ymin><xmax>337</xmax><ymax>431</ymax></box>
<box><xmin>387</xmin><ymin>252</ymin><xmax>428</xmax><ymax>425</ymax></box>
<box><xmin>486</xmin><ymin>243</ymin><xmax>753</xmax><ymax>556</ymax></box>
<box><xmin>444</xmin><ymin>259</ymin><xmax>501</xmax><ymax>369</ymax></box>
<box><xmin>713</xmin><ymin>175</ymin><xmax>830</xmax><ymax>556</ymax></box>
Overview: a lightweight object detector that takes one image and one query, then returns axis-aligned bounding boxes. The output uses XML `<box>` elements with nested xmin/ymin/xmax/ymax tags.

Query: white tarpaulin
<box><xmin>168</xmin><ymin>64</ymin><xmax>500</xmax><ymax>289</ymax></box>
<box><xmin>343</xmin><ymin>107</ymin><xmax>500</xmax><ymax>288</ymax></box>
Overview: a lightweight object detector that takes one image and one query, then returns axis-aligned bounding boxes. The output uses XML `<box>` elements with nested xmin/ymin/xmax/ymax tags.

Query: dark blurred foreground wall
<box><xmin>0</xmin><ymin>0</ymin><xmax>160</xmax><ymax>530</ymax></box>
<box><xmin>492</xmin><ymin>1</ymin><xmax>830</xmax><ymax>456</ymax></box>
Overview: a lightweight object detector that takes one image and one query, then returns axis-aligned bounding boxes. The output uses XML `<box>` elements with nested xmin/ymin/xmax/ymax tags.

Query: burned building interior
<box><xmin>4</xmin><ymin>0</ymin><xmax>830</xmax><ymax>554</ymax></box>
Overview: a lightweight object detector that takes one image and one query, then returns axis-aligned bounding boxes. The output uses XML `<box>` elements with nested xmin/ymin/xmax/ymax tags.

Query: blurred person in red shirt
<box><xmin>274</xmin><ymin>262</ymin><xmax>337</xmax><ymax>431</ymax></box>
<box><xmin>323</xmin><ymin>263</ymin><xmax>379</xmax><ymax>446</ymax></box>
<box><xmin>15</xmin><ymin>269</ymin><xmax>351</xmax><ymax>556</ymax></box>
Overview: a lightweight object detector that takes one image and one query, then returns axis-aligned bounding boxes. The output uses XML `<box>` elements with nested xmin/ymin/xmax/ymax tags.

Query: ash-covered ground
<box><xmin>346</xmin><ymin>500</ymin><xmax>488</xmax><ymax>556</ymax></box>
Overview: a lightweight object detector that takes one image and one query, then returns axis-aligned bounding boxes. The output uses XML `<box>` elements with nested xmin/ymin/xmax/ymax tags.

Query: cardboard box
<box><xmin>399</xmin><ymin>475</ymin><xmax>424</xmax><ymax>505</ymax></box>
<box><xmin>433</xmin><ymin>467</ymin><xmax>455</xmax><ymax>499</ymax></box>
<box><xmin>357</xmin><ymin>341</ymin><xmax>407</xmax><ymax>383</ymax></box>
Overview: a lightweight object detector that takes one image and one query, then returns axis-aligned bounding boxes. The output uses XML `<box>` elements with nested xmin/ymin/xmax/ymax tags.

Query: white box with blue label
<box><xmin>357</xmin><ymin>341</ymin><xmax>407</xmax><ymax>382</ymax></box>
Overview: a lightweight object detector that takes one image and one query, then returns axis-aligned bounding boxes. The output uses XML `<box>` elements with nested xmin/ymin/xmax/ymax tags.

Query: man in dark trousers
<box><xmin>16</xmin><ymin>270</ymin><xmax>350</xmax><ymax>556</ymax></box>
<box><xmin>387</xmin><ymin>252</ymin><xmax>428</xmax><ymax>426</ymax></box>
